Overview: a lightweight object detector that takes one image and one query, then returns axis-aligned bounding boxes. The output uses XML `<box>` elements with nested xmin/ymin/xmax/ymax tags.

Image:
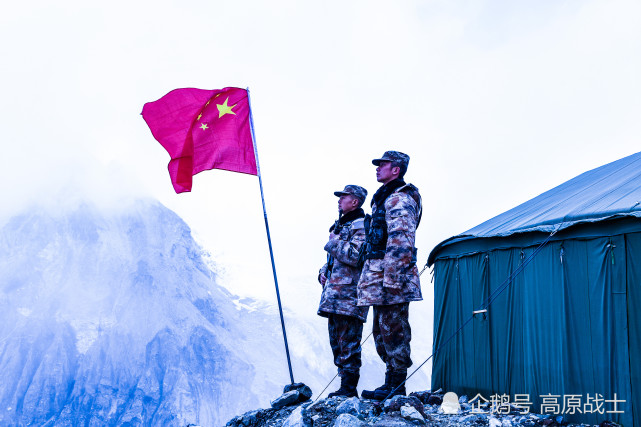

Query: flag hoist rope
<box><xmin>246</xmin><ymin>88</ymin><xmax>295</xmax><ymax>384</ymax></box>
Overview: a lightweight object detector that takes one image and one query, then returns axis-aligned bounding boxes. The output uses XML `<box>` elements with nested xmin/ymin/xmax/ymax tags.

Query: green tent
<box><xmin>427</xmin><ymin>151</ymin><xmax>641</xmax><ymax>426</ymax></box>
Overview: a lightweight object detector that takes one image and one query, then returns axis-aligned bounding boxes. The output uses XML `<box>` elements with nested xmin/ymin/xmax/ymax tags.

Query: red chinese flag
<box><xmin>142</xmin><ymin>87</ymin><xmax>257</xmax><ymax>193</ymax></box>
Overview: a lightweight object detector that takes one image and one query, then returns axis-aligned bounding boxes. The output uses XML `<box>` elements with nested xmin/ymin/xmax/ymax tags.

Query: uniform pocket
<box><xmin>360</xmin><ymin>259</ymin><xmax>384</xmax><ymax>287</ymax></box>
<box><xmin>367</xmin><ymin>259</ymin><xmax>384</xmax><ymax>272</ymax></box>
<box><xmin>383</xmin><ymin>271</ymin><xmax>420</xmax><ymax>293</ymax></box>
<box><xmin>383</xmin><ymin>272</ymin><xmax>404</xmax><ymax>289</ymax></box>
<box><xmin>331</xmin><ymin>276</ymin><xmax>353</xmax><ymax>285</ymax></box>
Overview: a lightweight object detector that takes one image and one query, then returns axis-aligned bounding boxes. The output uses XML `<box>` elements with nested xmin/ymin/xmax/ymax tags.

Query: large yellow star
<box><xmin>217</xmin><ymin>97</ymin><xmax>237</xmax><ymax>118</ymax></box>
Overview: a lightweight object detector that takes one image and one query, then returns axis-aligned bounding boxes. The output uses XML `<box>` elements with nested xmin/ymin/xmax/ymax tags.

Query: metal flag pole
<box><xmin>245</xmin><ymin>87</ymin><xmax>295</xmax><ymax>384</ymax></box>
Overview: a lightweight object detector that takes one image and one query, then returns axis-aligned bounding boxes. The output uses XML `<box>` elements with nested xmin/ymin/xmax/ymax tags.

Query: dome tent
<box><xmin>427</xmin><ymin>151</ymin><xmax>641</xmax><ymax>426</ymax></box>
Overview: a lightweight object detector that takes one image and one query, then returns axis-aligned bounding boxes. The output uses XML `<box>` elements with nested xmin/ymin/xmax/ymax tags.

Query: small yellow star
<box><xmin>200</xmin><ymin>123</ymin><xmax>208</xmax><ymax>130</ymax></box>
<box><xmin>217</xmin><ymin>97</ymin><xmax>237</xmax><ymax>118</ymax></box>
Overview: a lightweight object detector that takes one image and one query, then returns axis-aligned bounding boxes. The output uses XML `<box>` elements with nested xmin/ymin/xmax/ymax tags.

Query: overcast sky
<box><xmin>1</xmin><ymin>0</ymin><xmax>640</xmax><ymax>382</ymax></box>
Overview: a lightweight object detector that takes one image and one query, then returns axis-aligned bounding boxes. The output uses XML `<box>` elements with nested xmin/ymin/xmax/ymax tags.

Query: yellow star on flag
<box><xmin>217</xmin><ymin>97</ymin><xmax>237</xmax><ymax>118</ymax></box>
<box><xmin>200</xmin><ymin>123</ymin><xmax>208</xmax><ymax>130</ymax></box>
<box><xmin>197</xmin><ymin>113</ymin><xmax>202</xmax><ymax>120</ymax></box>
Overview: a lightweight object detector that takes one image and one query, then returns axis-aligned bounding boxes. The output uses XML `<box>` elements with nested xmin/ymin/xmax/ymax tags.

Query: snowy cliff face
<box><xmin>0</xmin><ymin>199</ymin><xmax>278</xmax><ymax>426</ymax></box>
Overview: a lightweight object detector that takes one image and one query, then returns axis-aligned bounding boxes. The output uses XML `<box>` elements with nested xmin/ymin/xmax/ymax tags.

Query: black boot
<box><xmin>386</xmin><ymin>370</ymin><xmax>407</xmax><ymax>398</ymax></box>
<box><xmin>363</xmin><ymin>370</ymin><xmax>406</xmax><ymax>401</ymax></box>
<box><xmin>361</xmin><ymin>370</ymin><xmax>391</xmax><ymax>400</ymax></box>
<box><xmin>328</xmin><ymin>371</ymin><xmax>359</xmax><ymax>398</ymax></box>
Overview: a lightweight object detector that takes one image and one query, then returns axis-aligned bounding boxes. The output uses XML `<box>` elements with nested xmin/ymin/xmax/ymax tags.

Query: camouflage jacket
<box><xmin>357</xmin><ymin>183</ymin><xmax>422</xmax><ymax>306</ymax></box>
<box><xmin>318</xmin><ymin>216</ymin><xmax>369</xmax><ymax>322</ymax></box>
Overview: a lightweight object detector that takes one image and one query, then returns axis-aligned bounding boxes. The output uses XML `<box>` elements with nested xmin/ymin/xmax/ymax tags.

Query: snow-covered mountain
<box><xmin>0</xmin><ymin>199</ymin><xmax>290</xmax><ymax>426</ymax></box>
<box><xmin>0</xmin><ymin>198</ymin><xmax>430</xmax><ymax>426</ymax></box>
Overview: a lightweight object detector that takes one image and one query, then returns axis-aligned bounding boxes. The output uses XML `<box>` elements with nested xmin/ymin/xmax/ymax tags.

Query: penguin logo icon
<box><xmin>441</xmin><ymin>392</ymin><xmax>461</xmax><ymax>414</ymax></box>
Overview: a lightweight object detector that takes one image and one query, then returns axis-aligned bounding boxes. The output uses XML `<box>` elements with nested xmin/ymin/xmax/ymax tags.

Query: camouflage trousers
<box><xmin>328</xmin><ymin>314</ymin><xmax>364</xmax><ymax>376</ymax></box>
<box><xmin>372</xmin><ymin>303</ymin><xmax>412</xmax><ymax>371</ymax></box>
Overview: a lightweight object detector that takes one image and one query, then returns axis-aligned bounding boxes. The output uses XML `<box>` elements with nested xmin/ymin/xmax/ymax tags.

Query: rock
<box><xmin>240</xmin><ymin>410</ymin><xmax>259</xmax><ymax>426</ymax></box>
<box><xmin>384</xmin><ymin>395</ymin><xmax>404</xmax><ymax>411</ymax></box>
<box><xmin>423</xmin><ymin>404</ymin><xmax>439</xmax><ymax>414</ymax></box>
<box><xmin>384</xmin><ymin>395</ymin><xmax>426</xmax><ymax>417</ymax></box>
<box><xmin>228</xmin><ymin>389</ymin><xmax>601</xmax><ymax>427</ymax></box>
<box><xmin>426</xmin><ymin>394</ymin><xmax>443</xmax><ymax>405</ymax></box>
<box><xmin>333</xmin><ymin>413</ymin><xmax>365</xmax><ymax>427</ymax></box>
<box><xmin>284</xmin><ymin>383</ymin><xmax>313</xmax><ymax>403</ymax></box>
<box><xmin>401</xmin><ymin>404</ymin><xmax>425</xmax><ymax>424</ymax></box>
<box><xmin>460</xmin><ymin>403</ymin><xmax>472</xmax><ymax>411</ymax></box>
<box><xmin>460</xmin><ymin>414</ymin><xmax>482</xmax><ymax>423</ymax></box>
<box><xmin>370</xmin><ymin>402</ymin><xmax>384</xmax><ymax>416</ymax></box>
<box><xmin>409</xmin><ymin>391</ymin><xmax>431</xmax><ymax>404</ymax></box>
<box><xmin>371</xmin><ymin>413</ymin><xmax>418</xmax><ymax>426</ymax></box>
<box><xmin>271</xmin><ymin>390</ymin><xmax>300</xmax><ymax>409</ymax></box>
<box><xmin>441</xmin><ymin>392</ymin><xmax>461</xmax><ymax>414</ymax></box>
<box><xmin>336</xmin><ymin>397</ymin><xmax>362</xmax><ymax>417</ymax></box>
<box><xmin>282</xmin><ymin>405</ymin><xmax>311</xmax><ymax>427</ymax></box>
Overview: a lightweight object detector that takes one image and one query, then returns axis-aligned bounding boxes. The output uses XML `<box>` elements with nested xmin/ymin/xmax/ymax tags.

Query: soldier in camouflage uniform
<box><xmin>358</xmin><ymin>151</ymin><xmax>422</xmax><ymax>401</ymax></box>
<box><xmin>318</xmin><ymin>185</ymin><xmax>369</xmax><ymax>398</ymax></box>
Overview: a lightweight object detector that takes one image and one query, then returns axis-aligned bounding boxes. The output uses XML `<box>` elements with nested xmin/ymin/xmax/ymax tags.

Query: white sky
<box><xmin>1</xmin><ymin>0</ymin><xmax>640</xmax><ymax>383</ymax></box>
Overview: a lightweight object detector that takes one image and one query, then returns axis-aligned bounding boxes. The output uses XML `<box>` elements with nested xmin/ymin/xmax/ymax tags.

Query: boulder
<box><xmin>384</xmin><ymin>395</ymin><xmax>426</xmax><ymax>417</ymax></box>
<box><xmin>284</xmin><ymin>383</ymin><xmax>313</xmax><ymax>403</ymax></box>
<box><xmin>271</xmin><ymin>391</ymin><xmax>300</xmax><ymax>409</ymax></box>
<box><xmin>409</xmin><ymin>391</ymin><xmax>431</xmax><ymax>404</ymax></box>
<box><xmin>336</xmin><ymin>397</ymin><xmax>363</xmax><ymax>417</ymax></box>
<box><xmin>426</xmin><ymin>394</ymin><xmax>443</xmax><ymax>406</ymax></box>
<box><xmin>401</xmin><ymin>404</ymin><xmax>425</xmax><ymax>424</ymax></box>
<box><xmin>333</xmin><ymin>413</ymin><xmax>365</xmax><ymax>427</ymax></box>
<box><xmin>282</xmin><ymin>406</ymin><xmax>311</xmax><ymax>427</ymax></box>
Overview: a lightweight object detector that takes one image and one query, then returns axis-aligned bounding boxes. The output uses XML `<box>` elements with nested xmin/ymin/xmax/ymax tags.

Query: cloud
<box><xmin>0</xmin><ymin>0</ymin><xmax>639</xmax><ymax>307</ymax></box>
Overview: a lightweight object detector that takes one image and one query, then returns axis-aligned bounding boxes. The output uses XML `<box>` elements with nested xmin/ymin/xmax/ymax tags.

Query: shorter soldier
<box><xmin>318</xmin><ymin>185</ymin><xmax>369</xmax><ymax>398</ymax></box>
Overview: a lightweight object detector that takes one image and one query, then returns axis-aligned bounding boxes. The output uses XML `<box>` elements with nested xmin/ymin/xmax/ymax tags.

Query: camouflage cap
<box><xmin>334</xmin><ymin>185</ymin><xmax>368</xmax><ymax>203</ymax></box>
<box><xmin>372</xmin><ymin>151</ymin><xmax>410</xmax><ymax>168</ymax></box>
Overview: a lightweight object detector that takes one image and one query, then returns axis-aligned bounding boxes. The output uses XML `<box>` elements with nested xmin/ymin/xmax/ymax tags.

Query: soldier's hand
<box><xmin>320</xmin><ymin>274</ymin><xmax>327</xmax><ymax>286</ymax></box>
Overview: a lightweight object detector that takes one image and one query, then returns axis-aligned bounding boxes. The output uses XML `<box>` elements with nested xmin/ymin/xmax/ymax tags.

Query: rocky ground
<box><xmin>223</xmin><ymin>386</ymin><xmax>621</xmax><ymax>427</ymax></box>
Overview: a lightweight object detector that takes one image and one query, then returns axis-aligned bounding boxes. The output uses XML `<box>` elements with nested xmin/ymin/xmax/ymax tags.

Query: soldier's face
<box><xmin>338</xmin><ymin>195</ymin><xmax>358</xmax><ymax>214</ymax></box>
<box><xmin>376</xmin><ymin>161</ymin><xmax>399</xmax><ymax>184</ymax></box>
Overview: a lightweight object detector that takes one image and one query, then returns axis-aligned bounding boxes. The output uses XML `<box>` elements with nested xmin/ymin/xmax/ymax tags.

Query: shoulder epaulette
<box><xmin>393</xmin><ymin>183</ymin><xmax>422</xmax><ymax>226</ymax></box>
<box><xmin>350</xmin><ymin>218</ymin><xmax>365</xmax><ymax>230</ymax></box>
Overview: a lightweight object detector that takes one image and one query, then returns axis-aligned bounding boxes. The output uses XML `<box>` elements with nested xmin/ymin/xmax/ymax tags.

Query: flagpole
<box><xmin>246</xmin><ymin>88</ymin><xmax>295</xmax><ymax>385</ymax></box>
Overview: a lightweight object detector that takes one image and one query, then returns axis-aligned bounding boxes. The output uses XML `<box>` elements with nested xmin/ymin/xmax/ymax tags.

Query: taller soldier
<box><xmin>358</xmin><ymin>151</ymin><xmax>422</xmax><ymax>401</ymax></box>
